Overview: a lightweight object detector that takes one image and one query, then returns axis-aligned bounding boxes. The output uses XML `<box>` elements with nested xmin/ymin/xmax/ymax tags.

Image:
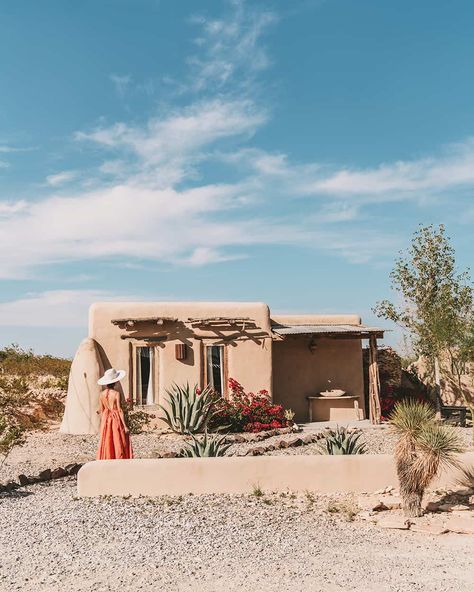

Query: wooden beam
<box><xmin>368</xmin><ymin>334</ymin><xmax>382</xmax><ymax>424</ymax></box>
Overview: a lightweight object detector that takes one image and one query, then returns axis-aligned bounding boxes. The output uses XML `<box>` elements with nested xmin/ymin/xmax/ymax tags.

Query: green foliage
<box><xmin>160</xmin><ymin>383</ymin><xmax>217</xmax><ymax>434</ymax></box>
<box><xmin>373</xmin><ymin>224</ymin><xmax>473</xmax><ymax>382</ymax></box>
<box><xmin>179</xmin><ymin>431</ymin><xmax>231</xmax><ymax>457</ymax></box>
<box><xmin>390</xmin><ymin>399</ymin><xmax>464</xmax><ymax>517</ymax></box>
<box><xmin>318</xmin><ymin>426</ymin><xmax>367</xmax><ymax>455</ymax></box>
<box><xmin>0</xmin><ymin>343</ymin><xmax>71</xmax><ymax>379</ymax></box>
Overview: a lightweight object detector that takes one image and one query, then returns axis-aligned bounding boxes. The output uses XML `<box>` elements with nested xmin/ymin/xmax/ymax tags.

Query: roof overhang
<box><xmin>271</xmin><ymin>323</ymin><xmax>384</xmax><ymax>339</ymax></box>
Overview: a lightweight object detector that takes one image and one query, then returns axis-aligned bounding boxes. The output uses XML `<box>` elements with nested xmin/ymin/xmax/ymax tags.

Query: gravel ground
<box><xmin>0</xmin><ymin>478</ymin><xmax>472</xmax><ymax>592</ymax></box>
<box><xmin>3</xmin><ymin>425</ymin><xmax>473</xmax><ymax>482</ymax></box>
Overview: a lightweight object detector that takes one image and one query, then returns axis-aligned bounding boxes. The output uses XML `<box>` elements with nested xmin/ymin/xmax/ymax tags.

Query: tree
<box><xmin>391</xmin><ymin>400</ymin><xmax>463</xmax><ymax>517</ymax></box>
<box><xmin>373</xmin><ymin>224</ymin><xmax>473</xmax><ymax>411</ymax></box>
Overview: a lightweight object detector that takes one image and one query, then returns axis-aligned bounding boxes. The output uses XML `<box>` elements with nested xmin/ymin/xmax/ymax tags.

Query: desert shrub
<box><xmin>179</xmin><ymin>431</ymin><xmax>231</xmax><ymax>457</ymax></box>
<box><xmin>160</xmin><ymin>383</ymin><xmax>218</xmax><ymax>434</ymax></box>
<box><xmin>318</xmin><ymin>426</ymin><xmax>367</xmax><ymax>455</ymax></box>
<box><xmin>391</xmin><ymin>399</ymin><xmax>464</xmax><ymax>517</ymax></box>
<box><xmin>126</xmin><ymin>403</ymin><xmax>155</xmax><ymax>435</ymax></box>
<box><xmin>0</xmin><ymin>344</ymin><xmax>71</xmax><ymax>379</ymax></box>
<box><xmin>209</xmin><ymin>378</ymin><xmax>292</xmax><ymax>433</ymax></box>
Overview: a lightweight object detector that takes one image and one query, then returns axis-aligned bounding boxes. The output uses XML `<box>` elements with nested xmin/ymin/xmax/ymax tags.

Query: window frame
<box><xmin>204</xmin><ymin>343</ymin><xmax>228</xmax><ymax>397</ymax></box>
<box><xmin>130</xmin><ymin>342</ymin><xmax>160</xmax><ymax>406</ymax></box>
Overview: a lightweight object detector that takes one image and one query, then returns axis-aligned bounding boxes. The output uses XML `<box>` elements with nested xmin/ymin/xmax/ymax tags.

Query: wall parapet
<box><xmin>77</xmin><ymin>453</ymin><xmax>474</xmax><ymax>497</ymax></box>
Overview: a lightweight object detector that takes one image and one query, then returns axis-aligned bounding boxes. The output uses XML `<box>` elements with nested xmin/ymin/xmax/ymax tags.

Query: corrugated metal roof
<box><xmin>271</xmin><ymin>323</ymin><xmax>384</xmax><ymax>336</ymax></box>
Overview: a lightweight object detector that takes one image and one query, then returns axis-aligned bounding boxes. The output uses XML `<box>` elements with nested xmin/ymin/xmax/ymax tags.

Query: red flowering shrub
<box><xmin>210</xmin><ymin>378</ymin><xmax>291</xmax><ymax>433</ymax></box>
<box><xmin>380</xmin><ymin>384</ymin><xmax>431</xmax><ymax>422</ymax></box>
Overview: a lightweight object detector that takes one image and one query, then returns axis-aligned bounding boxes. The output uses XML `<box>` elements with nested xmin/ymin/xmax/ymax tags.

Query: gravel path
<box><xmin>3</xmin><ymin>426</ymin><xmax>473</xmax><ymax>482</ymax></box>
<box><xmin>0</xmin><ymin>479</ymin><xmax>472</xmax><ymax>592</ymax></box>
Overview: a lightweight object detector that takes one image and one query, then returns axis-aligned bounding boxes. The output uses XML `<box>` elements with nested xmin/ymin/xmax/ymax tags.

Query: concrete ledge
<box><xmin>77</xmin><ymin>453</ymin><xmax>474</xmax><ymax>497</ymax></box>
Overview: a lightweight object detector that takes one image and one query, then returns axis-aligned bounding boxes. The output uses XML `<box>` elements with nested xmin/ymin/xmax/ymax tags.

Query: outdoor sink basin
<box><xmin>319</xmin><ymin>389</ymin><xmax>346</xmax><ymax>397</ymax></box>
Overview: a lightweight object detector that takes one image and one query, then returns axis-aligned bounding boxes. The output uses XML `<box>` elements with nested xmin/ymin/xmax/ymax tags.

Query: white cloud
<box><xmin>46</xmin><ymin>170</ymin><xmax>77</xmax><ymax>186</ymax></box>
<box><xmin>0</xmin><ymin>160</ymin><xmax>10</xmax><ymax>169</ymax></box>
<box><xmin>305</xmin><ymin>138</ymin><xmax>474</xmax><ymax>199</ymax></box>
<box><xmin>187</xmin><ymin>0</ymin><xmax>277</xmax><ymax>92</ymax></box>
<box><xmin>0</xmin><ymin>201</ymin><xmax>28</xmax><ymax>216</ymax></box>
<box><xmin>0</xmin><ymin>290</ymin><xmax>137</xmax><ymax>327</ymax></box>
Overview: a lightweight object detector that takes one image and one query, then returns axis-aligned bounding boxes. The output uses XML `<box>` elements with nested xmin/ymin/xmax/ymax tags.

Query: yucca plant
<box><xmin>160</xmin><ymin>383</ymin><xmax>216</xmax><ymax>434</ymax></box>
<box><xmin>390</xmin><ymin>399</ymin><xmax>464</xmax><ymax>517</ymax></box>
<box><xmin>318</xmin><ymin>426</ymin><xmax>367</xmax><ymax>455</ymax></box>
<box><xmin>179</xmin><ymin>431</ymin><xmax>231</xmax><ymax>457</ymax></box>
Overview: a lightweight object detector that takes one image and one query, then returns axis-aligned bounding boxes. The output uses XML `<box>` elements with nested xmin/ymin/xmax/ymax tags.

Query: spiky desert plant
<box><xmin>179</xmin><ymin>431</ymin><xmax>231</xmax><ymax>457</ymax></box>
<box><xmin>390</xmin><ymin>399</ymin><xmax>464</xmax><ymax>517</ymax></box>
<box><xmin>160</xmin><ymin>383</ymin><xmax>217</xmax><ymax>434</ymax></box>
<box><xmin>318</xmin><ymin>426</ymin><xmax>367</xmax><ymax>455</ymax></box>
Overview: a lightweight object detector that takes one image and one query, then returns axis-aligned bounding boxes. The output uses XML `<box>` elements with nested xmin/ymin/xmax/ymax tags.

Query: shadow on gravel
<box><xmin>0</xmin><ymin>490</ymin><xmax>34</xmax><ymax>499</ymax></box>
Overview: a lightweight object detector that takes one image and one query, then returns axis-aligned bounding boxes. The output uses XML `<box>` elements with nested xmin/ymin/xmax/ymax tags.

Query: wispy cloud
<box><xmin>0</xmin><ymin>290</ymin><xmax>141</xmax><ymax>327</ymax></box>
<box><xmin>187</xmin><ymin>0</ymin><xmax>277</xmax><ymax>92</ymax></box>
<box><xmin>46</xmin><ymin>170</ymin><xmax>78</xmax><ymax>187</ymax></box>
<box><xmin>110</xmin><ymin>74</ymin><xmax>132</xmax><ymax>97</ymax></box>
<box><xmin>0</xmin><ymin>0</ymin><xmax>471</xmax><ymax>283</ymax></box>
<box><xmin>304</xmin><ymin>138</ymin><xmax>474</xmax><ymax>200</ymax></box>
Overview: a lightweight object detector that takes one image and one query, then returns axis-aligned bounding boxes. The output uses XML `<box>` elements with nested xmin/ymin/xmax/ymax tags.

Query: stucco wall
<box><xmin>77</xmin><ymin>453</ymin><xmax>474</xmax><ymax>497</ymax></box>
<box><xmin>88</xmin><ymin>301</ymin><xmax>273</xmax><ymax>404</ymax></box>
<box><xmin>272</xmin><ymin>336</ymin><xmax>365</xmax><ymax>421</ymax></box>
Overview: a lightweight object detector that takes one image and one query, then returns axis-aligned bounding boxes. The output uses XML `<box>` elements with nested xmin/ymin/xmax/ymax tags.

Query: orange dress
<box><xmin>96</xmin><ymin>389</ymin><xmax>133</xmax><ymax>460</ymax></box>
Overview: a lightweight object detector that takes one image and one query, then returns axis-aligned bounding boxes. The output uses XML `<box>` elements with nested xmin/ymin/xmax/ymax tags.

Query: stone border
<box><xmin>0</xmin><ymin>463</ymin><xmax>82</xmax><ymax>493</ymax></box>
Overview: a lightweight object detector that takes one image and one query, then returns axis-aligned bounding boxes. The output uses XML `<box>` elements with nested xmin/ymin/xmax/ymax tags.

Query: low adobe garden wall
<box><xmin>77</xmin><ymin>453</ymin><xmax>474</xmax><ymax>497</ymax></box>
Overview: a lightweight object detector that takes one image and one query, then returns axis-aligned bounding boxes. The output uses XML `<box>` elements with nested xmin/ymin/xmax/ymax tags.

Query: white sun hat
<box><xmin>97</xmin><ymin>368</ymin><xmax>126</xmax><ymax>386</ymax></box>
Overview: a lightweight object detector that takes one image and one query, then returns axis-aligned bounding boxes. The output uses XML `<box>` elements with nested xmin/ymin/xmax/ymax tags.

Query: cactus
<box><xmin>159</xmin><ymin>383</ymin><xmax>217</xmax><ymax>434</ymax></box>
<box><xmin>180</xmin><ymin>431</ymin><xmax>231</xmax><ymax>457</ymax></box>
<box><xmin>318</xmin><ymin>426</ymin><xmax>367</xmax><ymax>455</ymax></box>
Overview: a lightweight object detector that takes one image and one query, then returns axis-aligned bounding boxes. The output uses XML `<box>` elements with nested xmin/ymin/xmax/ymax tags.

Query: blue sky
<box><xmin>0</xmin><ymin>0</ymin><xmax>473</xmax><ymax>357</ymax></box>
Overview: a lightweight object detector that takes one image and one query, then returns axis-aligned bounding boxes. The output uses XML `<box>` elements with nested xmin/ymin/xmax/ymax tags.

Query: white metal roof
<box><xmin>271</xmin><ymin>323</ymin><xmax>384</xmax><ymax>337</ymax></box>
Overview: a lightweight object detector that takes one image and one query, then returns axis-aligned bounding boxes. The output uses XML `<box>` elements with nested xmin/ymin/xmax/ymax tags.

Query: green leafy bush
<box><xmin>179</xmin><ymin>432</ymin><xmax>231</xmax><ymax>457</ymax></box>
<box><xmin>318</xmin><ymin>426</ymin><xmax>367</xmax><ymax>455</ymax></box>
<box><xmin>125</xmin><ymin>403</ymin><xmax>155</xmax><ymax>435</ymax></box>
<box><xmin>0</xmin><ymin>344</ymin><xmax>71</xmax><ymax>379</ymax></box>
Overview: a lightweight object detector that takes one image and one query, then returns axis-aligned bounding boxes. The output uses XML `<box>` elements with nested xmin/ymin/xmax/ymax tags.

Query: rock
<box><xmin>469</xmin><ymin>495</ymin><xmax>474</xmax><ymax>506</ymax></box>
<box><xmin>162</xmin><ymin>452</ymin><xmax>178</xmax><ymax>458</ymax></box>
<box><xmin>450</xmin><ymin>504</ymin><xmax>470</xmax><ymax>512</ymax></box>
<box><xmin>265</xmin><ymin>445</ymin><xmax>275</xmax><ymax>451</ymax></box>
<box><xmin>444</xmin><ymin>516</ymin><xmax>474</xmax><ymax>535</ymax></box>
<box><xmin>455</xmin><ymin>487</ymin><xmax>474</xmax><ymax>496</ymax></box>
<box><xmin>357</xmin><ymin>511</ymin><xmax>377</xmax><ymax>522</ymax></box>
<box><xmin>18</xmin><ymin>474</ymin><xmax>30</xmax><ymax>486</ymax></box>
<box><xmin>51</xmin><ymin>467</ymin><xmax>68</xmax><ymax>480</ymax></box>
<box><xmin>379</xmin><ymin>496</ymin><xmax>402</xmax><ymax>510</ymax></box>
<box><xmin>424</xmin><ymin>501</ymin><xmax>441</xmax><ymax>513</ymax></box>
<box><xmin>288</xmin><ymin>438</ymin><xmax>303</xmax><ymax>447</ymax></box>
<box><xmin>251</xmin><ymin>447</ymin><xmax>265</xmax><ymax>456</ymax></box>
<box><xmin>4</xmin><ymin>481</ymin><xmax>19</xmax><ymax>491</ymax></box>
<box><xmin>378</xmin><ymin>517</ymin><xmax>411</xmax><ymax>530</ymax></box>
<box><xmin>233</xmin><ymin>435</ymin><xmax>246</xmax><ymax>444</ymax></box>
<box><xmin>410</xmin><ymin>523</ymin><xmax>448</xmax><ymax>535</ymax></box>
<box><xmin>38</xmin><ymin>469</ymin><xmax>53</xmax><ymax>481</ymax></box>
<box><xmin>66</xmin><ymin>463</ymin><xmax>83</xmax><ymax>475</ymax></box>
<box><xmin>358</xmin><ymin>496</ymin><xmax>385</xmax><ymax>512</ymax></box>
<box><xmin>279</xmin><ymin>440</ymin><xmax>289</xmax><ymax>449</ymax></box>
<box><xmin>437</xmin><ymin>504</ymin><xmax>454</xmax><ymax>512</ymax></box>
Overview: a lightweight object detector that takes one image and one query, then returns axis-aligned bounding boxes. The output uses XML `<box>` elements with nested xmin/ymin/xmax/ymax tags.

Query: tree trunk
<box><xmin>434</xmin><ymin>356</ymin><xmax>442</xmax><ymax>420</ymax></box>
<box><xmin>401</xmin><ymin>489</ymin><xmax>424</xmax><ymax>518</ymax></box>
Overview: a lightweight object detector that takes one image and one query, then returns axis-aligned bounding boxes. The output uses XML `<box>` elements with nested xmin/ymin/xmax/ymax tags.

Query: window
<box><xmin>136</xmin><ymin>346</ymin><xmax>155</xmax><ymax>405</ymax></box>
<box><xmin>206</xmin><ymin>345</ymin><xmax>225</xmax><ymax>396</ymax></box>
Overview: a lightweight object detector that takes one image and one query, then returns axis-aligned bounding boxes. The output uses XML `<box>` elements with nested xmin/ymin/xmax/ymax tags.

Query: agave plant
<box><xmin>318</xmin><ymin>426</ymin><xmax>367</xmax><ymax>455</ymax></box>
<box><xmin>391</xmin><ymin>399</ymin><xmax>464</xmax><ymax>517</ymax></box>
<box><xmin>160</xmin><ymin>383</ymin><xmax>216</xmax><ymax>434</ymax></box>
<box><xmin>179</xmin><ymin>431</ymin><xmax>231</xmax><ymax>457</ymax></box>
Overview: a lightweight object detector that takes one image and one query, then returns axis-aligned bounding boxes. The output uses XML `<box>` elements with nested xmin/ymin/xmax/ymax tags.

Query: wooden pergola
<box><xmin>272</xmin><ymin>323</ymin><xmax>384</xmax><ymax>424</ymax></box>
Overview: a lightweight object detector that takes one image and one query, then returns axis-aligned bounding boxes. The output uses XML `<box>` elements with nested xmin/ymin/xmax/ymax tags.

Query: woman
<box><xmin>96</xmin><ymin>368</ymin><xmax>133</xmax><ymax>460</ymax></box>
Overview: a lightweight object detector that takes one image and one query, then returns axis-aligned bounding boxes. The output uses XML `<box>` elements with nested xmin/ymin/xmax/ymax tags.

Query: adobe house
<box><xmin>60</xmin><ymin>302</ymin><xmax>384</xmax><ymax>434</ymax></box>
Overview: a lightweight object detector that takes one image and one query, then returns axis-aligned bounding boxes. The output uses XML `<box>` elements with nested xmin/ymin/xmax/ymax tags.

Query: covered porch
<box><xmin>271</xmin><ymin>322</ymin><xmax>384</xmax><ymax>424</ymax></box>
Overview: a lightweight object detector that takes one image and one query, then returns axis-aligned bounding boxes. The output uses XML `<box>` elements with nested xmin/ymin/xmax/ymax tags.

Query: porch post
<box><xmin>368</xmin><ymin>334</ymin><xmax>382</xmax><ymax>424</ymax></box>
